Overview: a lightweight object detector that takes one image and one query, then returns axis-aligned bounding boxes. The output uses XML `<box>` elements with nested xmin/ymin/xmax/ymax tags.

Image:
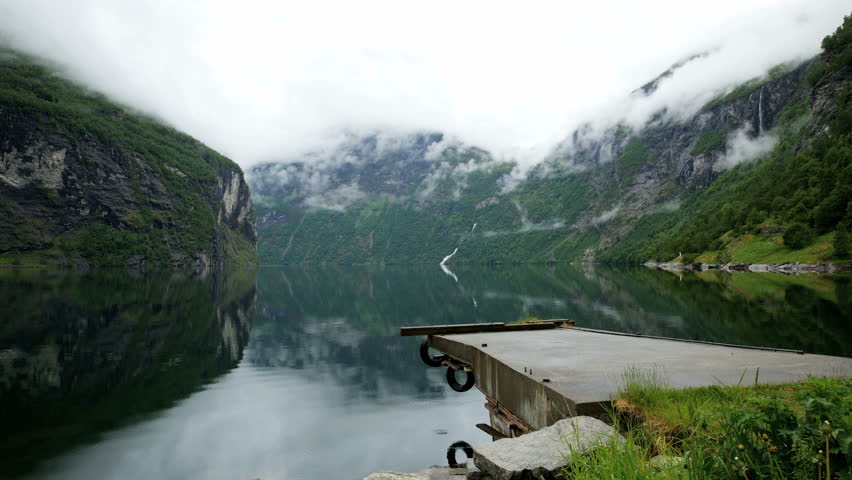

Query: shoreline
<box><xmin>644</xmin><ymin>261</ymin><xmax>852</xmax><ymax>274</ymax></box>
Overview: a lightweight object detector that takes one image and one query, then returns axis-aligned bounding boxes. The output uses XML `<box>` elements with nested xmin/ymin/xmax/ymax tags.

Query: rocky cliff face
<box><xmin>0</xmin><ymin>52</ymin><xmax>257</xmax><ymax>269</ymax></box>
<box><xmin>249</xmin><ymin>57</ymin><xmax>825</xmax><ymax>264</ymax></box>
<box><xmin>545</xmin><ymin>60</ymin><xmax>815</xmax><ymax>255</ymax></box>
<box><xmin>249</xmin><ymin>16</ymin><xmax>850</xmax><ymax>265</ymax></box>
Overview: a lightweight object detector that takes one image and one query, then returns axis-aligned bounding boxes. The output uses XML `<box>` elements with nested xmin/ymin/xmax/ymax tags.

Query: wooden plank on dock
<box><xmin>400</xmin><ymin>320</ymin><xmax>574</xmax><ymax>336</ymax></box>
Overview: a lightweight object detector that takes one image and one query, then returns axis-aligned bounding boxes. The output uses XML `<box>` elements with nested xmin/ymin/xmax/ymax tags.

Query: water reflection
<box><xmin>0</xmin><ymin>268</ymin><xmax>256</xmax><ymax>477</ymax></box>
<box><xmin>0</xmin><ymin>264</ymin><xmax>849</xmax><ymax>480</ymax></box>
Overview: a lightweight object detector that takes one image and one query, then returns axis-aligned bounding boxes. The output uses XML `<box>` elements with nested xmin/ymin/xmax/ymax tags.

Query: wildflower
<box><xmin>770</xmin><ymin>446</ymin><xmax>778</xmax><ymax>454</ymax></box>
<box><xmin>819</xmin><ymin>450</ymin><xmax>824</xmax><ymax>454</ymax></box>
<box><xmin>761</xmin><ymin>433</ymin><xmax>769</xmax><ymax>441</ymax></box>
<box><xmin>737</xmin><ymin>444</ymin><xmax>745</xmax><ymax>451</ymax></box>
<box><xmin>735</xmin><ymin>456</ymin><xmax>740</xmax><ymax>461</ymax></box>
<box><xmin>824</xmin><ymin>420</ymin><xmax>830</xmax><ymax>425</ymax></box>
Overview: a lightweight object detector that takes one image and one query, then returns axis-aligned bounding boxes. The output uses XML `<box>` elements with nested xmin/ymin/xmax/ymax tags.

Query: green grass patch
<box><xmin>726</xmin><ymin>232</ymin><xmax>837</xmax><ymax>264</ymax></box>
<box><xmin>691</xmin><ymin>130</ymin><xmax>726</xmax><ymax>155</ymax></box>
<box><xmin>616</xmin><ymin>137</ymin><xmax>648</xmax><ymax>179</ymax></box>
<box><xmin>562</xmin><ymin>367</ymin><xmax>852</xmax><ymax>479</ymax></box>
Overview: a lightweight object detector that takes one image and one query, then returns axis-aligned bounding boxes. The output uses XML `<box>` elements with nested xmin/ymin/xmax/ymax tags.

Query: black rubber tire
<box><xmin>419</xmin><ymin>340</ymin><xmax>448</xmax><ymax>367</ymax></box>
<box><xmin>446</xmin><ymin>366</ymin><xmax>476</xmax><ymax>392</ymax></box>
<box><xmin>446</xmin><ymin>441</ymin><xmax>474</xmax><ymax>468</ymax></box>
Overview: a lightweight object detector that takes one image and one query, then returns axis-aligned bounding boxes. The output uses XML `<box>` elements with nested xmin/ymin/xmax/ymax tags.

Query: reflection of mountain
<box><xmin>250</xmin><ymin>265</ymin><xmax>851</xmax><ymax>401</ymax></box>
<box><xmin>0</xmin><ymin>268</ymin><xmax>256</xmax><ymax>476</ymax></box>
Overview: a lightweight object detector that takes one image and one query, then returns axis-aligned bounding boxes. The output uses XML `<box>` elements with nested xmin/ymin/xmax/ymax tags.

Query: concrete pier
<box><xmin>428</xmin><ymin>327</ymin><xmax>852</xmax><ymax>432</ymax></box>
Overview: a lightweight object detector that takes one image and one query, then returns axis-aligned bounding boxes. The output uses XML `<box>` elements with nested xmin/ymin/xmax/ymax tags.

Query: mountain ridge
<box><xmin>247</xmin><ymin>15</ymin><xmax>849</xmax><ymax>266</ymax></box>
<box><xmin>0</xmin><ymin>50</ymin><xmax>258</xmax><ymax>269</ymax></box>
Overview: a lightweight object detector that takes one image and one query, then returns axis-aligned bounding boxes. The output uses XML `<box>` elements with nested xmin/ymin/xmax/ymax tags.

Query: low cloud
<box><xmin>482</xmin><ymin>200</ymin><xmax>565</xmax><ymax>237</ymax></box>
<box><xmin>304</xmin><ymin>182</ymin><xmax>366</xmax><ymax>212</ymax></box>
<box><xmin>0</xmin><ymin>1</ymin><xmax>846</xmax><ymax>168</ymax></box>
<box><xmin>652</xmin><ymin>200</ymin><xmax>682</xmax><ymax>213</ymax></box>
<box><xmin>714</xmin><ymin>127</ymin><xmax>778</xmax><ymax>171</ymax></box>
<box><xmin>591</xmin><ymin>207</ymin><xmax>619</xmax><ymax>226</ymax></box>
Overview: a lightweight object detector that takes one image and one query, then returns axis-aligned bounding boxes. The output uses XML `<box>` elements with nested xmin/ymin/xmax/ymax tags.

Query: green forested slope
<box><xmin>251</xmin><ymin>15</ymin><xmax>851</xmax><ymax>266</ymax></box>
<box><xmin>0</xmin><ymin>50</ymin><xmax>257</xmax><ymax>267</ymax></box>
<box><xmin>601</xmin><ymin>16</ymin><xmax>852</xmax><ymax>264</ymax></box>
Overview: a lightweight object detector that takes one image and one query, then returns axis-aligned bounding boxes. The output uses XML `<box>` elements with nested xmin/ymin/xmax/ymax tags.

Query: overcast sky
<box><xmin>0</xmin><ymin>1</ymin><xmax>848</xmax><ymax>167</ymax></box>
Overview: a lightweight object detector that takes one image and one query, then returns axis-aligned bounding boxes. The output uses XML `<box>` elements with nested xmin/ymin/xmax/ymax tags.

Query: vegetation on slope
<box><xmin>563</xmin><ymin>371</ymin><xmax>851</xmax><ymax>480</ymax></box>
<box><xmin>253</xmin><ymin>15</ymin><xmax>850</xmax><ymax>266</ymax></box>
<box><xmin>0</xmin><ymin>50</ymin><xmax>255</xmax><ymax>267</ymax></box>
<box><xmin>601</xmin><ymin>17</ymin><xmax>852</xmax><ymax>264</ymax></box>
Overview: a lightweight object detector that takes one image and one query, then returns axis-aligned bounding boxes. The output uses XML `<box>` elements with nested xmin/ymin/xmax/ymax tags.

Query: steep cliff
<box><xmin>250</xmin><ymin>15</ymin><xmax>850</xmax><ymax>265</ymax></box>
<box><xmin>0</xmin><ymin>51</ymin><xmax>257</xmax><ymax>269</ymax></box>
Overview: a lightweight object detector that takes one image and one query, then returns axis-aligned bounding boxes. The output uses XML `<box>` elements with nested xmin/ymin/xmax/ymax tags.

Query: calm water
<box><xmin>1</xmin><ymin>265</ymin><xmax>850</xmax><ymax>480</ymax></box>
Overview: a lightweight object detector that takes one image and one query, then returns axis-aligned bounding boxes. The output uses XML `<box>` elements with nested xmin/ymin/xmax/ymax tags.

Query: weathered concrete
<box><xmin>429</xmin><ymin>328</ymin><xmax>852</xmax><ymax>431</ymax></box>
<box><xmin>473</xmin><ymin>416</ymin><xmax>622</xmax><ymax>480</ymax></box>
<box><xmin>362</xmin><ymin>468</ymin><xmax>466</xmax><ymax>480</ymax></box>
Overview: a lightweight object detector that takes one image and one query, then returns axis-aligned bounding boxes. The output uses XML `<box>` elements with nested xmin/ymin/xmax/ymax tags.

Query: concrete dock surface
<box><xmin>429</xmin><ymin>327</ymin><xmax>852</xmax><ymax>431</ymax></box>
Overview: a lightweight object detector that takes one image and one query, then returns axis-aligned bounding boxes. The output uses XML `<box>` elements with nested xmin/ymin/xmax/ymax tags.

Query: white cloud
<box><xmin>714</xmin><ymin>127</ymin><xmax>779</xmax><ymax>171</ymax></box>
<box><xmin>0</xmin><ymin>0</ymin><xmax>847</xmax><ymax>168</ymax></box>
<box><xmin>591</xmin><ymin>207</ymin><xmax>620</xmax><ymax>226</ymax></box>
<box><xmin>304</xmin><ymin>182</ymin><xmax>366</xmax><ymax>212</ymax></box>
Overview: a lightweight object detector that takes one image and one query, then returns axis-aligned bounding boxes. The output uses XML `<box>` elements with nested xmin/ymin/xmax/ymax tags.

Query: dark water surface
<box><xmin>1</xmin><ymin>265</ymin><xmax>850</xmax><ymax>480</ymax></box>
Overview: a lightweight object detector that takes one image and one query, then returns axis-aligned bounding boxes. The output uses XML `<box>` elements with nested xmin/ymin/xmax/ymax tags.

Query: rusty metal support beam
<box><xmin>400</xmin><ymin>319</ymin><xmax>574</xmax><ymax>337</ymax></box>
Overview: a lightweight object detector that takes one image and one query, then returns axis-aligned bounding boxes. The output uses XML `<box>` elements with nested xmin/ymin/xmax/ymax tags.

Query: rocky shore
<box><xmin>361</xmin><ymin>417</ymin><xmax>624</xmax><ymax>480</ymax></box>
<box><xmin>644</xmin><ymin>261</ymin><xmax>852</xmax><ymax>274</ymax></box>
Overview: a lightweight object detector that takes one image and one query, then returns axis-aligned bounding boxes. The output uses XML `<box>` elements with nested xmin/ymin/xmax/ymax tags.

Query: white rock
<box><xmin>473</xmin><ymin>416</ymin><xmax>622</xmax><ymax>480</ymax></box>
<box><xmin>362</xmin><ymin>472</ymin><xmax>429</xmax><ymax>480</ymax></box>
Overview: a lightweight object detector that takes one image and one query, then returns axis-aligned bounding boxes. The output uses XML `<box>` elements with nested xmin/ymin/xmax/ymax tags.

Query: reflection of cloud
<box><xmin>482</xmin><ymin>291</ymin><xmax>567</xmax><ymax>310</ymax></box>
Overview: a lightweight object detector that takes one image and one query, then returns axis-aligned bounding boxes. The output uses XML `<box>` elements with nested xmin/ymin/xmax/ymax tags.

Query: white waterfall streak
<box><xmin>758</xmin><ymin>86</ymin><xmax>765</xmax><ymax>135</ymax></box>
<box><xmin>440</xmin><ymin>247</ymin><xmax>458</xmax><ymax>265</ymax></box>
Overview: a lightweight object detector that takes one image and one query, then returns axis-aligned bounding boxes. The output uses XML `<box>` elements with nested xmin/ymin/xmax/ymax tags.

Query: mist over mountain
<box><xmin>0</xmin><ymin>1</ymin><xmax>848</xmax><ymax>165</ymax></box>
<box><xmin>249</xmin><ymin>14</ymin><xmax>851</xmax><ymax>265</ymax></box>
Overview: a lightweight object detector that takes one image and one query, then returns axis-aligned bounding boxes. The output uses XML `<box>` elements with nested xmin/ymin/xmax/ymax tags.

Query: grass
<box><xmin>617</xmin><ymin>137</ymin><xmax>649</xmax><ymax>180</ymax></box>
<box><xmin>701</xmin><ymin>62</ymin><xmax>797</xmax><ymax>111</ymax></box>
<box><xmin>725</xmin><ymin>232</ymin><xmax>838</xmax><ymax>264</ymax></box>
<box><xmin>559</xmin><ymin>367</ymin><xmax>852</xmax><ymax>479</ymax></box>
<box><xmin>692</xmin><ymin>130</ymin><xmax>726</xmax><ymax>155</ymax></box>
<box><xmin>509</xmin><ymin>316</ymin><xmax>542</xmax><ymax>325</ymax></box>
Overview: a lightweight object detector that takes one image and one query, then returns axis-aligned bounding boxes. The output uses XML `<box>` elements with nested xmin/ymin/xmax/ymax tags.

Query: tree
<box><xmin>784</xmin><ymin>223</ymin><xmax>813</xmax><ymax>250</ymax></box>
<box><xmin>835</xmin><ymin>226</ymin><xmax>851</xmax><ymax>259</ymax></box>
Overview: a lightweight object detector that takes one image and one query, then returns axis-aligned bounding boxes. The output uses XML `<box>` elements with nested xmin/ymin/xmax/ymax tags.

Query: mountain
<box><xmin>250</xmin><ymin>15</ymin><xmax>851</xmax><ymax>266</ymax></box>
<box><xmin>0</xmin><ymin>50</ymin><xmax>257</xmax><ymax>269</ymax></box>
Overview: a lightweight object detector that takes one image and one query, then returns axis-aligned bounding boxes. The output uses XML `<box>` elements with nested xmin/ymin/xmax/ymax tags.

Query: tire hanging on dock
<box><xmin>446</xmin><ymin>441</ymin><xmax>474</xmax><ymax>468</ymax></box>
<box><xmin>446</xmin><ymin>366</ymin><xmax>475</xmax><ymax>392</ymax></box>
<box><xmin>419</xmin><ymin>340</ymin><xmax>448</xmax><ymax>367</ymax></box>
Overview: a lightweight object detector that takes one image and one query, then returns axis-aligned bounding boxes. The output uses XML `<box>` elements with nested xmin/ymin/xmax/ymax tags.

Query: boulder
<box><xmin>466</xmin><ymin>459</ymin><xmax>490</xmax><ymax>480</ymax></box>
<box><xmin>473</xmin><ymin>416</ymin><xmax>622</xmax><ymax>480</ymax></box>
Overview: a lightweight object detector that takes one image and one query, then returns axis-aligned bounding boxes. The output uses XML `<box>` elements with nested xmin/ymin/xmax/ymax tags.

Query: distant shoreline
<box><xmin>644</xmin><ymin>261</ymin><xmax>852</xmax><ymax>274</ymax></box>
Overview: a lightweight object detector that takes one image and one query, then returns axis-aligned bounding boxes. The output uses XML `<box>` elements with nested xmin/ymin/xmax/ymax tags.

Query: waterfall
<box><xmin>440</xmin><ymin>247</ymin><xmax>458</xmax><ymax>266</ymax></box>
<box><xmin>758</xmin><ymin>86</ymin><xmax>765</xmax><ymax>135</ymax></box>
